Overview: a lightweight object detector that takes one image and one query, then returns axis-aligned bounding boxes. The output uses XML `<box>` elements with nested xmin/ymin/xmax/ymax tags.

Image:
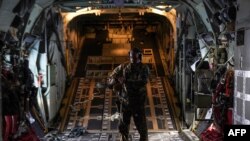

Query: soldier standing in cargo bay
<box><xmin>107</xmin><ymin>47</ymin><xmax>150</xmax><ymax>141</ymax></box>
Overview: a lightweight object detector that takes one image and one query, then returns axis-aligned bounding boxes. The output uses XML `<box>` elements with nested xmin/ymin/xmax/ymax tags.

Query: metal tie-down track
<box><xmin>61</xmin><ymin>77</ymin><xmax>184</xmax><ymax>141</ymax></box>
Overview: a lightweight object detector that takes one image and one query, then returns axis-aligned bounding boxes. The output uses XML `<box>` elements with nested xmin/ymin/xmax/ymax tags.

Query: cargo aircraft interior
<box><xmin>0</xmin><ymin>0</ymin><xmax>247</xmax><ymax>141</ymax></box>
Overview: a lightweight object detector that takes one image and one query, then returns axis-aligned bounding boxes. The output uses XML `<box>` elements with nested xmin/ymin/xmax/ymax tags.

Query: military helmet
<box><xmin>129</xmin><ymin>47</ymin><xmax>142</xmax><ymax>63</ymax></box>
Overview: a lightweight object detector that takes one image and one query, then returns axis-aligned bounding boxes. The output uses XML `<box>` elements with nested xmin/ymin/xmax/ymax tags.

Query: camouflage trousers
<box><xmin>118</xmin><ymin>106</ymin><xmax>148</xmax><ymax>141</ymax></box>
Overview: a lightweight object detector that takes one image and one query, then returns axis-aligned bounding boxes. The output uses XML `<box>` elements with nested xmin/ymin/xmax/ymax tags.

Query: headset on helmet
<box><xmin>129</xmin><ymin>47</ymin><xmax>142</xmax><ymax>60</ymax></box>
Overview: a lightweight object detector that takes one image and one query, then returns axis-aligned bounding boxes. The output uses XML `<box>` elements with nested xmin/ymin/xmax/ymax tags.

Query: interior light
<box><xmin>76</xmin><ymin>7</ymin><xmax>92</xmax><ymax>13</ymax></box>
<box><xmin>138</xmin><ymin>9</ymin><xmax>145</xmax><ymax>15</ymax></box>
<box><xmin>64</xmin><ymin>8</ymin><xmax>100</xmax><ymax>22</ymax></box>
<box><xmin>156</xmin><ymin>5</ymin><xmax>167</xmax><ymax>9</ymax></box>
<box><xmin>95</xmin><ymin>11</ymin><xmax>101</xmax><ymax>16</ymax></box>
<box><xmin>155</xmin><ymin>5</ymin><xmax>172</xmax><ymax>10</ymax></box>
<box><xmin>150</xmin><ymin>7</ymin><xmax>166</xmax><ymax>15</ymax></box>
<box><xmin>75</xmin><ymin>6</ymin><xmax>81</xmax><ymax>10</ymax></box>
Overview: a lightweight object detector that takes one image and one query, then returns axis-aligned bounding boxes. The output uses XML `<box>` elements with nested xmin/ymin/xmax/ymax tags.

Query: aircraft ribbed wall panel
<box><xmin>234</xmin><ymin>70</ymin><xmax>250</xmax><ymax>124</ymax></box>
<box><xmin>234</xmin><ymin>0</ymin><xmax>250</xmax><ymax>124</ymax></box>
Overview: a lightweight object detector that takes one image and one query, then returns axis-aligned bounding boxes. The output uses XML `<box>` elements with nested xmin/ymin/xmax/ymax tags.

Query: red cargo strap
<box><xmin>3</xmin><ymin>115</ymin><xmax>18</xmax><ymax>141</ymax></box>
<box><xmin>201</xmin><ymin>123</ymin><xmax>223</xmax><ymax>141</ymax></box>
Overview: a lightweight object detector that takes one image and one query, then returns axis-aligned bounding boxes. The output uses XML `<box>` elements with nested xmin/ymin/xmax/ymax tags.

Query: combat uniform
<box><xmin>109</xmin><ymin>61</ymin><xmax>150</xmax><ymax>141</ymax></box>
